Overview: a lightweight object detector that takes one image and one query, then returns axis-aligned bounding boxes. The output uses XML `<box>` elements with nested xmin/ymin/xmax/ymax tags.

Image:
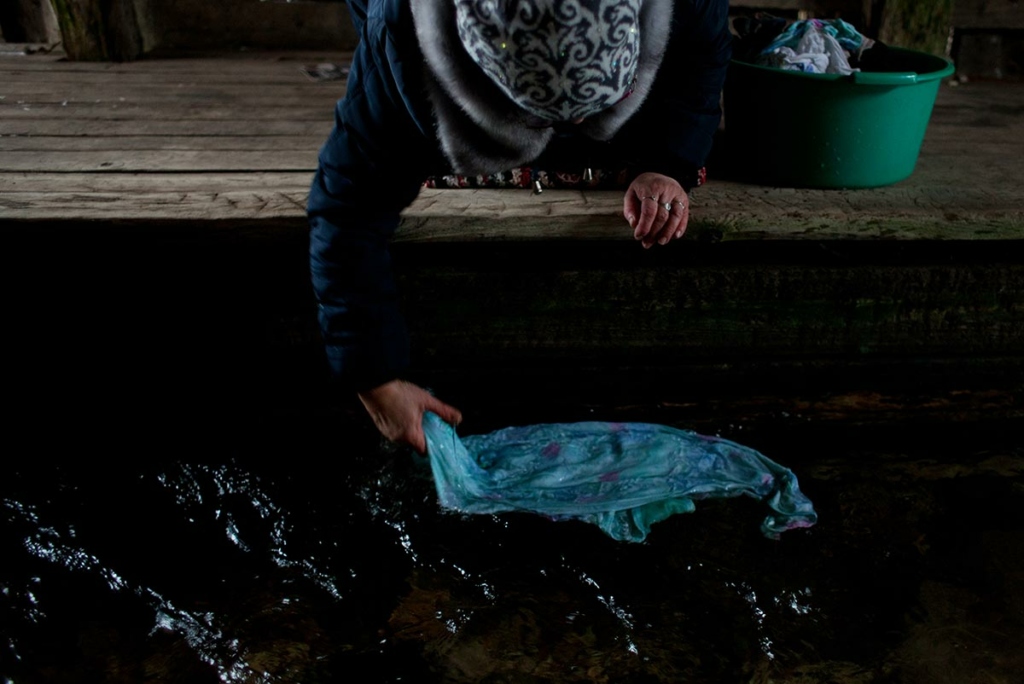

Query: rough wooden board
<box><xmin>396</xmin><ymin>187</ymin><xmax>1024</xmax><ymax>242</ymax></box>
<box><xmin>0</xmin><ymin>119</ymin><xmax>332</xmax><ymax>136</ymax></box>
<box><xmin>1</xmin><ymin>53</ymin><xmax>1022</xmax><ymax>244</ymax></box>
<box><xmin>0</xmin><ymin>103</ymin><xmax>334</xmax><ymax>120</ymax></box>
<box><xmin>2</xmin><ymin>61</ymin><xmax>1021</xmax><ymax>435</ymax></box>
<box><xmin>0</xmin><ymin>150</ymin><xmax>318</xmax><ymax>172</ymax></box>
<box><xmin>396</xmin><ymin>242</ymin><xmax>1024</xmax><ymax>380</ymax></box>
<box><xmin>0</xmin><ymin>51</ymin><xmax>353</xmax><ymax>70</ymax></box>
<box><xmin>0</xmin><ymin>68</ymin><xmax>347</xmax><ymax>84</ymax></box>
<box><xmin>0</xmin><ymin>190</ymin><xmax>311</xmax><ymax>220</ymax></box>
<box><xmin>0</xmin><ymin>83</ymin><xmax>344</xmax><ymax>100</ymax></box>
<box><xmin>0</xmin><ymin>171</ymin><xmax>313</xmax><ymax>192</ymax></box>
<box><xmin>0</xmin><ymin>135</ymin><xmax>322</xmax><ymax>151</ymax></box>
<box><xmin>4</xmin><ymin>184</ymin><xmax>1020</xmax><ymax>239</ymax></box>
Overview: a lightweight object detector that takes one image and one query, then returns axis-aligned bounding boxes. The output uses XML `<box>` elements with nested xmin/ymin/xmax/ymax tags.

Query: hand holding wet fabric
<box><xmin>422</xmin><ymin>412</ymin><xmax>817</xmax><ymax>542</ymax></box>
<box><xmin>359</xmin><ymin>380</ymin><xmax>462</xmax><ymax>454</ymax></box>
<box><xmin>625</xmin><ymin>172</ymin><xmax>689</xmax><ymax>248</ymax></box>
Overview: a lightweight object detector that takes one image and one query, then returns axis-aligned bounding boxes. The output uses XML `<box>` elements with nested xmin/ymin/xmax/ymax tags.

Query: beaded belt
<box><xmin>423</xmin><ymin>166</ymin><xmax>706</xmax><ymax>193</ymax></box>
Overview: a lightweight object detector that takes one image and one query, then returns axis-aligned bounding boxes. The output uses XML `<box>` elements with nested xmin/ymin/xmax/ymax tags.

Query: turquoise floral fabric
<box><xmin>423</xmin><ymin>412</ymin><xmax>817</xmax><ymax>542</ymax></box>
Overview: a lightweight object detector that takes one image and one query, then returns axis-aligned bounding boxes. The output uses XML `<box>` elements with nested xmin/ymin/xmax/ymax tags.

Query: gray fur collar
<box><xmin>411</xmin><ymin>0</ymin><xmax>674</xmax><ymax>175</ymax></box>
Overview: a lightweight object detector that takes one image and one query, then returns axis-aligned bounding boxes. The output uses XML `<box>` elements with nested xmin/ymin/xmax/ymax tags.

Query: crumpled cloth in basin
<box><xmin>423</xmin><ymin>412</ymin><xmax>818</xmax><ymax>543</ymax></box>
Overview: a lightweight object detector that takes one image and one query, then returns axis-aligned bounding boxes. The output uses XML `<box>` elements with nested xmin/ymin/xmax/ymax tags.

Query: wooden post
<box><xmin>878</xmin><ymin>0</ymin><xmax>954</xmax><ymax>56</ymax></box>
<box><xmin>48</xmin><ymin>0</ymin><xmax>143</xmax><ymax>61</ymax></box>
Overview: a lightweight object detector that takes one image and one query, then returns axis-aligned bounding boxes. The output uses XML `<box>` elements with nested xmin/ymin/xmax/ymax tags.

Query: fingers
<box><xmin>623</xmin><ymin>191</ymin><xmax>642</xmax><ymax>233</ymax></box>
<box><xmin>634</xmin><ymin>196</ymin><xmax>661</xmax><ymax>244</ymax></box>
<box><xmin>643</xmin><ymin>201</ymin><xmax>673</xmax><ymax>248</ymax></box>
<box><xmin>625</xmin><ymin>173</ymin><xmax>690</xmax><ymax>249</ymax></box>
<box><xmin>424</xmin><ymin>393</ymin><xmax>463</xmax><ymax>427</ymax></box>
<box><xmin>412</xmin><ymin>394</ymin><xmax>461</xmax><ymax>454</ymax></box>
<box><xmin>675</xmin><ymin>199</ymin><xmax>690</xmax><ymax>240</ymax></box>
<box><xmin>635</xmin><ymin>196</ymin><xmax>687</xmax><ymax>248</ymax></box>
<box><xmin>648</xmin><ymin>199</ymin><xmax>688</xmax><ymax>246</ymax></box>
<box><xmin>358</xmin><ymin>379</ymin><xmax>461</xmax><ymax>454</ymax></box>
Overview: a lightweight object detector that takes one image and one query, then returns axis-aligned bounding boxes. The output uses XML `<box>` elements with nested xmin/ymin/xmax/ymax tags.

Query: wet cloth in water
<box><xmin>423</xmin><ymin>413</ymin><xmax>818</xmax><ymax>543</ymax></box>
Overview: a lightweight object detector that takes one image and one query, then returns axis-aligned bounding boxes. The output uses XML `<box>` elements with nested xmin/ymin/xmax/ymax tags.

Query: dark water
<box><xmin>2</xmin><ymin>412</ymin><xmax>1022</xmax><ymax>684</ymax></box>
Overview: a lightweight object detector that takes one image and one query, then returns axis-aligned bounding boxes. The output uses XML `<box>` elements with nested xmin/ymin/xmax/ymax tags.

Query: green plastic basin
<box><xmin>723</xmin><ymin>48</ymin><xmax>955</xmax><ymax>188</ymax></box>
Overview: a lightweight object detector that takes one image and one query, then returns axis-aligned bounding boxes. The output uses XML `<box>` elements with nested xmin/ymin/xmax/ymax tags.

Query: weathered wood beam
<box><xmin>0</xmin><ymin>150</ymin><xmax>320</xmax><ymax>172</ymax></box>
<box><xmin>0</xmin><ymin>135</ymin><xmax>322</xmax><ymax>152</ymax></box>
<box><xmin>0</xmin><ymin>103</ymin><xmax>332</xmax><ymax>121</ymax></box>
<box><xmin>878</xmin><ymin>0</ymin><xmax>954</xmax><ymax>56</ymax></box>
<box><xmin>48</xmin><ymin>0</ymin><xmax>143</xmax><ymax>61</ymax></box>
<box><xmin>395</xmin><ymin>243</ymin><xmax>1024</xmax><ymax>372</ymax></box>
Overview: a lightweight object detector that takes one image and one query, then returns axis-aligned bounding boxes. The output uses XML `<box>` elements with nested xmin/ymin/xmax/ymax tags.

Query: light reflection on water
<box><xmin>1</xmin><ymin>426</ymin><xmax>1023</xmax><ymax>683</ymax></box>
<box><xmin>156</xmin><ymin>463</ymin><xmax>344</xmax><ymax>601</ymax></box>
<box><xmin>6</xmin><ymin>494</ymin><xmax>243</xmax><ymax>681</ymax></box>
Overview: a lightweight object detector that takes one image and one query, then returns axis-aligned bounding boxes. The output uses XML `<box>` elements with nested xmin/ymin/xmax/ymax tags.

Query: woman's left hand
<box><xmin>623</xmin><ymin>172</ymin><xmax>689</xmax><ymax>249</ymax></box>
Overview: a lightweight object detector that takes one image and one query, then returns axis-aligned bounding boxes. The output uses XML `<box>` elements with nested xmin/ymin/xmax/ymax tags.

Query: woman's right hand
<box><xmin>358</xmin><ymin>379</ymin><xmax>463</xmax><ymax>454</ymax></box>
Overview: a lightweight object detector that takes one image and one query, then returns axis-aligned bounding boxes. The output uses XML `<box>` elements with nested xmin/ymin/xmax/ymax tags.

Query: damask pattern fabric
<box><xmin>455</xmin><ymin>0</ymin><xmax>642</xmax><ymax>122</ymax></box>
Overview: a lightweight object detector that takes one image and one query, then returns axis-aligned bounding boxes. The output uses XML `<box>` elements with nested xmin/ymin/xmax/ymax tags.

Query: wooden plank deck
<box><xmin>1</xmin><ymin>50</ymin><xmax>1022</xmax><ymax>241</ymax></box>
<box><xmin>1</xmin><ymin>50</ymin><xmax>1022</xmax><ymax>430</ymax></box>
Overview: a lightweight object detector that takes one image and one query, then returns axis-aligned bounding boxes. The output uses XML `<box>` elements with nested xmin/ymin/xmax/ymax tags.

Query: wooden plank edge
<box><xmin>2</xmin><ymin>199</ymin><xmax>1022</xmax><ymax>242</ymax></box>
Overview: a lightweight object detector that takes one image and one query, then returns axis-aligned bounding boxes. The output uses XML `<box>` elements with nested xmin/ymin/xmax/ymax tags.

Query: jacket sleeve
<box><xmin>308</xmin><ymin>14</ymin><xmax>434</xmax><ymax>392</ymax></box>
<box><xmin>615</xmin><ymin>0</ymin><xmax>732</xmax><ymax>188</ymax></box>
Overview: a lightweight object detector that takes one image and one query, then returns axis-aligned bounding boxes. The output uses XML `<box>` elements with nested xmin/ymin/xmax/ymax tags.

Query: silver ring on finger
<box><xmin>662</xmin><ymin>202</ymin><xmax>672</xmax><ymax>212</ymax></box>
<box><xmin>673</xmin><ymin>200</ymin><xmax>687</xmax><ymax>210</ymax></box>
<box><xmin>643</xmin><ymin>195</ymin><xmax>658</xmax><ymax>203</ymax></box>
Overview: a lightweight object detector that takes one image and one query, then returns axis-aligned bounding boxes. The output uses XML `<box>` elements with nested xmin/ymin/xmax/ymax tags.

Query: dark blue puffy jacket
<box><xmin>308</xmin><ymin>0</ymin><xmax>732</xmax><ymax>391</ymax></box>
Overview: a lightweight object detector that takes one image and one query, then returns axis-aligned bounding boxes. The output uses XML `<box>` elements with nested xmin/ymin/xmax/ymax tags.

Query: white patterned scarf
<box><xmin>411</xmin><ymin>0</ymin><xmax>672</xmax><ymax>174</ymax></box>
<box><xmin>455</xmin><ymin>0</ymin><xmax>642</xmax><ymax>123</ymax></box>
